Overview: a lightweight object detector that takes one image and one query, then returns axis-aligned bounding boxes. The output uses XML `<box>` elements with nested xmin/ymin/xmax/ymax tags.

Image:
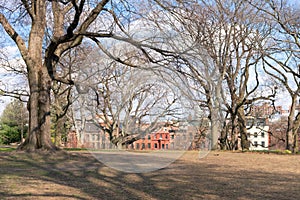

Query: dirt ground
<box><xmin>0</xmin><ymin>150</ymin><xmax>299</xmax><ymax>200</ymax></box>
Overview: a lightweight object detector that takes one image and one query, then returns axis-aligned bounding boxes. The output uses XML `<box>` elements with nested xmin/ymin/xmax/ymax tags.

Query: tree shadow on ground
<box><xmin>0</xmin><ymin>151</ymin><xmax>299</xmax><ymax>200</ymax></box>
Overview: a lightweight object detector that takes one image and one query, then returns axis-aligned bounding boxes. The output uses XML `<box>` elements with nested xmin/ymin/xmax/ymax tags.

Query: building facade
<box><xmin>130</xmin><ymin>128</ymin><xmax>170</xmax><ymax>150</ymax></box>
<box><xmin>246</xmin><ymin>117</ymin><xmax>270</xmax><ymax>150</ymax></box>
<box><xmin>65</xmin><ymin>120</ymin><xmax>209</xmax><ymax>150</ymax></box>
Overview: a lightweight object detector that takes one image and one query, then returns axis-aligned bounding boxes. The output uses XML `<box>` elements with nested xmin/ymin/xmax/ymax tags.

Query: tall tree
<box><xmin>149</xmin><ymin>0</ymin><xmax>275</xmax><ymax>150</ymax></box>
<box><xmin>71</xmin><ymin>47</ymin><xmax>181</xmax><ymax>148</ymax></box>
<box><xmin>0</xmin><ymin>0</ymin><xmax>131</xmax><ymax>151</ymax></box>
<box><xmin>249</xmin><ymin>0</ymin><xmax>300</xmax><ymax>152</ymax></box>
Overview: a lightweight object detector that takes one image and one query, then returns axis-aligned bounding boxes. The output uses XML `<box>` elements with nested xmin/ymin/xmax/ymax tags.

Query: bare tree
<box><xmin>0</xmin><ymin>0</ymin><xmax>285</xmax><ymax>152</ymax></box>
<box><xmin>0</xmin><ymin>51</ymin><xmax>29</xmax><ymax>101</ymax></box>
<box><xmin>148</xmin><ymin>0</ymin><xmax>276</xmax><ymax>150</ymax></box>
<box><xmin>0</xmin><ymin>0</ymin><xmax>166</xmax><ymax>151</ymax></box>
<box><xmin>249</xmin><ymin>0</ymin><xmax>300</xmax><ymax>152</ymax></box>
<box><xmin>71</xmin><ymin>47</ymin><xmax>181</xmax><ymax>148</ymax></box>
<box><xmin>0</xmin><ymin>1</ymin><xmax>108</xmax><ymax>151</ymax></box>
<box><xmin>268</xmin><ymin>117</ymin><xmax>287</xmax><ymax>150</ymax></box>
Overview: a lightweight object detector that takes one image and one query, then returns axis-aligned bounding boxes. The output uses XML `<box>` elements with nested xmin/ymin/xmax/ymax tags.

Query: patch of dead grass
<box><xmin>0</xmin><ymin>151</ymin><xmax>299</xmax><ymax>199</ymax></box>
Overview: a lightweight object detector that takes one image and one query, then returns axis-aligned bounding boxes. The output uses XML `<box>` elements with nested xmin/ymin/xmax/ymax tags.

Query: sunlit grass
<box><xmin>0</xmin><ymin>147</ymin><xmax>16</xmax><ymax>152</ymax></box>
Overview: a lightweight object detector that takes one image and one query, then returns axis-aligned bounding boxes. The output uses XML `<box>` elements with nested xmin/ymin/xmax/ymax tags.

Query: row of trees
<box><xmin>0</xmin><ymin>0</ymin><xmax>299</xmax><ymax>152</ymax></box>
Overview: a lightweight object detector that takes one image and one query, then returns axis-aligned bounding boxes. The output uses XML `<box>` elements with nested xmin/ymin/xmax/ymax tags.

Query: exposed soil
<box><xmin>0</xmin><ymin>150</ymin><xmax>299</xmax><ymax>200</ymax></box>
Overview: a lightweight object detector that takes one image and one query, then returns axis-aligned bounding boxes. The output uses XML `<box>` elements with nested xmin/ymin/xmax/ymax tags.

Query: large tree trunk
<box><xmin>210</xmin><ymin>114</ymin><xmax>220</xmax><ymax>150</ymax></box>
<box><xmin>237</xmin><ymin>107</ymin><xmax>250</xmax><ymax>151</ymax></box>
<box><xmin>292</xmin><ymin>114</ymin><xmax>300</xmax><ymax>153</ymax></box>
<box><xmin>18</xmin><ymin>1</ymin><xmax>57</xmax><ymax>151</ymax></box>
<box><xmin>286</xmin><ymin>97</ymin><xmax>297</xmax><ymax>151</ymax></box>
<box><xmin>285</xmin><ymin>128</ymin><xmax>295</xmax><ymax>152</ymax></box>
<box><xmin>219</xmin><ymin>126</ymin><xmax>228</xmax><ymax>150</ymax></box>
<box><xmin>293</xmin><ymin>132</ymin><xmax>299</xmax><ymax>153</ymax></box>
<box><xmin>208</xmin><ymin>82</ymin><xmax>224</xmax><ymax>150</ymax></box>
<box><xmin>18</xmin><ymin>67</ymin><xmax>58</xmax><ymax>151</ymax></box>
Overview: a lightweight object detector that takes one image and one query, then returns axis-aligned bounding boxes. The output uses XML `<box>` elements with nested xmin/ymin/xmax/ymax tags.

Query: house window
<box><xmin>254</xmin><ymin>132</ymin><xmax>258</xmax><ymax>138</ymax></box>
<box><xmin>171</xmin><ymin>135</ymin><xmax>174</xmax><ymax>139</ymax></box>
<box><xmin>162</xmin><ymin>144</ymin><xmax>165</xmax><ymax>149</ymax></box>
<box><xmin>261</xmin><ymin>132</ymin><xmax>265</xmax><ymax>138</ymax></box>
<box><xmin>261</xmin><ymin>141</ymin><xmax>265</xmax><ymax>147</ymax></box>
<box><xmin>148</xmin><ymin>135</ymin><xmax>151</xmax><ymax>140</ymax></box>
<box><xmin>166</xmin><ymin>144</ymin><xmax>168</xmax><ymax>149</ymax></box>
<box><xmin>142</xmin><ymin>143</ymin><xmax>145</xmax><ymax>149</ymax></box>
<box><xmin>148</xmin><ymin>143</ymin><xmax>151</xmax><ymax>149</ymax></box>
<box><xmin>136</xmin><ymin>143</ymin><xmax>140</xmax><ymax>149</ymax></box>
<box><xmin>154</xmin><ymin>143</ymin><xmax>158</xmax><ymax>148</ymax></box>
<box><xmin>254</xmin><ymin>141</ymin><xmax>258</xmax><ymax>147</ymax></box>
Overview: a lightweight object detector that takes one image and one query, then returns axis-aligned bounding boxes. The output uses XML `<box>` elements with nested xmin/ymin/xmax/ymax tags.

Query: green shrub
<box><xmin>0</xmin><ymin>124</ymin><xmax>21</xmax><ymax>145</ymax></box>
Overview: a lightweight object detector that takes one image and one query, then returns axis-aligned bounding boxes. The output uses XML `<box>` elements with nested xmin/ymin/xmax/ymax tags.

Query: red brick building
<box><xmin>65</xmin><ymin>130</ymin><xmax>78</xmax><ymax>148</ymax></box>
<box><xmin>130</xmin><ymin>128</ymin><xmax>170</xmax><ymax>150</ymax></box>
<box><xmin>65</xmin><ymin>120</ymin><xmax>209</xmax><ymax>150</ymax></box>
<box><xmin>250</xmin><ymin>102</ymin><xmax>283</xmax><ymax>117</ymax></box>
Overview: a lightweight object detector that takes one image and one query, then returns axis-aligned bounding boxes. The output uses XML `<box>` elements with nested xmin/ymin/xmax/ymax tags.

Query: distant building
<box><xmin>66</xmin><ymin>120</ymin><xmax>114</xmax><ymax>149</ymax></box>
<box><xmin>127</xmin><ymin>121</ymin><xmax>210</xmax><ymax>151</ymax></box>
<box><xmin>65</xmin><ymin>119</ymin><xmax>210</xmax><ymax>150</ymax></box>
<box><xmin>130</xmin><ymin>127</ymin><xmax>170</xmax><ymax>150</ymax></box>
<box><xmin>250</xmin><ymin>102</ymin><xmax>283</xmax><ymax>118</ymax></box>
<box><xmin>65</xmin><ymin>130</ymin><xmax>78</xmax><ymax>148</ymax></box>
<box><xmin>246</xmin><ymin>117</ymin><xmax>269</xmax><ymax>150</ymax></box>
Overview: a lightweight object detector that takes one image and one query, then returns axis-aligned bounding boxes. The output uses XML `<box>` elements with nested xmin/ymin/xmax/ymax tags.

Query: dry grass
<box><xmin>0</xmin><ymin>150</ymin><xmax>299</xmax><ymax>200</ymax></box>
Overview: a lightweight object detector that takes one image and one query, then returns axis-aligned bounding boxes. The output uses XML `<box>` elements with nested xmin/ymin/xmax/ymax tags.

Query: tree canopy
<box><xmin>0</xmin><ymin>0</ymin><xmax>299</xmax><ymax>152</ymax></box>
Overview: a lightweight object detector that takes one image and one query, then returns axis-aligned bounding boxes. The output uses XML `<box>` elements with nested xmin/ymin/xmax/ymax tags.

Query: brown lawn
<box><xmin>0</xmin><ymin>150</ymin><xmax>299</xmax><ymax>200</ymax></box>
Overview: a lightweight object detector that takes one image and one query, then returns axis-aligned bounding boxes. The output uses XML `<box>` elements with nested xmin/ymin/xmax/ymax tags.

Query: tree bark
<box><xmin>293</xmin><ymin>133</ymin><xmax>299</xmax><ymax>153</ymax></box>
<box><xmin>17</xmin><ymin>1</ymin><xmax>57</xmax><ymax>151</ymax></box>
<box><xmin>18</xmin><ymin>66</ymin><xmax>58</xmax><ymax>151</ymax></box>
<box><xmin>210</xmin><ymin>108</ymin><xmax>221</xmax><ymax>150</ymax></box>
<box><xmin>286</xmin><ymin>97</ymin><xmax>297</xmax><ymax>151</ymax></box>
<box><xmin>237</xmin><ymin>107</ymin><xmax>250</xmax><ymax>150</ymax></box>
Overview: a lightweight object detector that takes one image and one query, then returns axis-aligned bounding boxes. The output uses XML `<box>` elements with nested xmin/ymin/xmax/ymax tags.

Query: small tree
<box><xmin>0</xmin><ymin>99</ymin><xmax>28</xmax><ymax>144</ymax></box>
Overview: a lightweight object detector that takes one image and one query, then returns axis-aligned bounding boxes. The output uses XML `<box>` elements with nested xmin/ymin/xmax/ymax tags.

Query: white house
<box><xmin>246</xmin><ymin>117</ymin><xmax>269</xmax><ymax>150</ymax></box>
